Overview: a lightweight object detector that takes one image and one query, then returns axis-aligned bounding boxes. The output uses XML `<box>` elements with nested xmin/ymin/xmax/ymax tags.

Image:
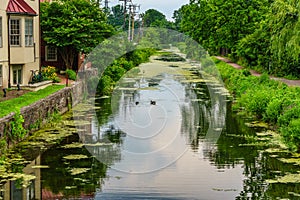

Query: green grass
<box><xmin>0</xmin><ymin>85</ymin><xmax>65</xmax><ymax>118</ymax></box>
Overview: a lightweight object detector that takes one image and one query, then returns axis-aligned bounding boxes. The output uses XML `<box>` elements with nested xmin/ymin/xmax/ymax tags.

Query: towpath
<box><xmin>215</xmin><ymin>56</ymin><xmax>300</xmax><ymax>87</ymax></box>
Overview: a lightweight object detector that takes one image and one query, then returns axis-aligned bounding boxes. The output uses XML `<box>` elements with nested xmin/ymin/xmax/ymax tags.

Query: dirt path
<box><xmin>215</xmin><ymin>56</ymin><xmax>300</xmax><ymax>87</ymax></box>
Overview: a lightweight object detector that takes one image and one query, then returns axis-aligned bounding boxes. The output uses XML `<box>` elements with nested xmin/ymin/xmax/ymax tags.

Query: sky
<box><xmin>108</xmin><ymin>0</ymin><xmax>190</xmax><ymax>21</ymax></box>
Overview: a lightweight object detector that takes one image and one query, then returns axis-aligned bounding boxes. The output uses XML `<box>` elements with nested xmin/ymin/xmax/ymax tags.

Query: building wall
<box><xmin>0</xmin><ymin>0</ymin><xmax>9</xmax><ymax>88</ymax></box>
<box><xmin>0</xmin><ymin>0</ymin><xmax>40</xmax><ymax>88</ymax></box>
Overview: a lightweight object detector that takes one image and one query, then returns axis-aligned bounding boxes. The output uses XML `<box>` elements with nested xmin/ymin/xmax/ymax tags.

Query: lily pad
<box><xmin>266</xmin><ymin>173</ymin><xmax>300</xmax><ymax>184</ymax></box>
<box><xmin>69</xmin><ymin>168</ymin><xmax>90</xmax><ymax>175</ymax></box>
<box><xmin>85</xmin><ymin>142</ymin><xmax>114</xmax><ymax>147</ymax></box>
<box><xmin>63</xmin><ymin>154</ymin><xmax>89</xmax><ymax>160</ymax></box>
<box><xmin>61</xmin><ymin>143</ymin><xmax>84</xmax><ymax>149</ymax></box>
<box><xmin>245</xmin><ymin>121</ymin><xmax>269</xmax><ymax>128</ymax></box>
<box><xmin>278</xmin><ymin>158</ymin><xmax>300</xmax><ymax>165</ymax></box>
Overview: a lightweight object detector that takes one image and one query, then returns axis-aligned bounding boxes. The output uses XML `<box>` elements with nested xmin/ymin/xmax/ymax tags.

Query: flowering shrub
<box><xmin>42</xmin><ymin>66</ymin><xmax>60</xmax><ymax>82</ymax></box>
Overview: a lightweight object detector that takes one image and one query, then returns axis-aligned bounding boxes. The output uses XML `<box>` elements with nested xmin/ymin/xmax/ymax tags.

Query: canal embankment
<box><xmin>214</xmin><ymin>57</ymin><xmax>300</xmax><ymax>151</ymax></box>
<box><xmin>0</xmin><ymin>69</ymin><xmax>97</xmax><ymax>148</ymax></box>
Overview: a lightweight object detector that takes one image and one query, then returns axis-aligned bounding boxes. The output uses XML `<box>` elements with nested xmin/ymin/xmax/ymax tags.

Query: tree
<box><xmin>107</xmin><ymin>4</ymin><xmax>124</xmax><ymax>29</ymax></box>
<box><xmin>143</xmin><ymin>9</ymin><xmax>168</xmax><ymax>28</ymax></box>
<box><xmin>178</xmin><ymin>0</ymin><xmax>270</xmax><ymax>55</ymax></box>
<box><xmin>40</xmin><ymin>0</ymin><xmax>114</xmax><ymax>69</ymax></box>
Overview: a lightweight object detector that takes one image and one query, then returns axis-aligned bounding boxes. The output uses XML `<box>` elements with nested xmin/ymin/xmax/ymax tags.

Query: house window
<box><xmin>0</xmin><ymin>65</ymin><xmax>2</xmax><ymax>86</ymax></box>
<box><xmin>12</xmin><ymin>65</ymin><xmax>22</xmax><ymax>85</ymax></box>
<box><xmin>25</xmin><ymin>18</ymin><xmax>33</xmax><ymax>46</ymax></box>
<box><xmin>46</xmin><ymin>46</ymin><xmax>57</xmax><ymax>61</ymax></box>
<box><xmin>0</xmin><ymin>17</ymin><xmax>2</xmax><ymax>48</ymax></box>
<box><xmin>10</xmin><ymin>19</ymin><xmax>21</xmax><ymax>46</ymax></box>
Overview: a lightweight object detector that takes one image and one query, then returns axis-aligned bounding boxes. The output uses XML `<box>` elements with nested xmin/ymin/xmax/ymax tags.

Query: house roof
<box><xmin>6</xmin><ymin>0</ymin><xmax>37</xmax><ymax>16</ymax></box>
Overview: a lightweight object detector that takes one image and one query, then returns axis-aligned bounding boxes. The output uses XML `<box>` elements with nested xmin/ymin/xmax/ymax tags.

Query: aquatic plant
<box><xmin>10</xmin><ymin>111</ymin><xmax>27</xmax><ymax>142</ymax></box>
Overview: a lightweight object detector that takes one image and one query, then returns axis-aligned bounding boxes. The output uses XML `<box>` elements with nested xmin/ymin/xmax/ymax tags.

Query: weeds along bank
<box><xmin>0</xmin><ymin>81</ymin><xmax>84</xmax><ymax>150</ymax></box>
<box><xmin>87</xmin><ymin>48</ymin><xmax>156</xmax><ymax>96</ymax></box>
<box><xmin>0</xmin><ymin>48</ymin><xmax>155</xmax><ymax>152</ymax></box>
<box><xmin>214</xmin><ymin>58</ymin><xmax>300</xmax><ymax>151</ymax></box>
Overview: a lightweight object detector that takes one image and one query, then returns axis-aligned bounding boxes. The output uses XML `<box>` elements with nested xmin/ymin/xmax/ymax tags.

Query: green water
<box><xmin>1</xmin><ymin>59</ymin><xmax>300</xmax><ymax>200</ymax></box>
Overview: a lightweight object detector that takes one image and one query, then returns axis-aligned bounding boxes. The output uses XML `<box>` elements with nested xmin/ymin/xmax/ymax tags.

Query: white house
<box><xmin>0</xmin><ymin>0</ymin><xmax>40</xmax><ymax>88</ymax></box>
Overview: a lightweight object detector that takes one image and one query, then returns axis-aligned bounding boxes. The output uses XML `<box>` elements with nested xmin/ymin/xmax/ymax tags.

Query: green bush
<box><xmin>239</xmin><ymin>88</ymin><xmax>274</xmax><ymax>118</ymax></box>
<box><xmin>66</xmin><ymin>69</ymin><xmax>77</xmax><ymax>81</ymax></box>
<box><xmin>99</xmin><ymin>75</ymin><xmax>113</xmax><ymax>95</ymax></box>
<box><xmin>264</xmin><ymin>98</ymin><xmax>283</xmax><ymax>123</ymax></box>
<box><xmin>52</xmin><ymin>77</ymin><xmax>61</xmax><ymax>83</ymax></box>
<box><xmin>215</xmin><ymin>59</ymin><xmax>300</xmax><ymax>151</ymax></box>
<box><xmin>10</xmin><ymin>111</ymin><xmax>27</xmax><ymax>142</ymax></box>
<box><xmin>242</xmin><ymin>69</ymin><xmax>251</xmax><ymax>77</ymax></box>
<box><xmin>104</xmin><ymin>64</ymin><xmax>126</xmax><ymax>82</ymax></box>
<box><xmin>281</xmin><ymin>119</ymin><xmax>300</xmax><ymax>151</ymax></box>
<box><xmin>278</xmin><ymin>102</ymin><xmax>300</xmax><ymax>127</ymax></box>
<box><xmin>96</xmin><ymin>49</ymin><xmax>155</xmax><ymax>96</ymax></box>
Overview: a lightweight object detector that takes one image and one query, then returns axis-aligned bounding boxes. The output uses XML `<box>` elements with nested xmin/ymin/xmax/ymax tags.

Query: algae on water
<box><xmin>266</xmin><ymin>173</ymin><xmax>300</xmax><ymax>184</ymax></box>
<box><xmin>63</xmin><ymin>154</ymin><xmax>89</xmax><ymax>160</ymax></box>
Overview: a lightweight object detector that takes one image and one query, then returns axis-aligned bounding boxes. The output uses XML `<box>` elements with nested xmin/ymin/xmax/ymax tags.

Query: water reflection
<box><xmin>2</xmin><ymin>62</ymin><xmax>300</xmax><ymax>199</ymax></box>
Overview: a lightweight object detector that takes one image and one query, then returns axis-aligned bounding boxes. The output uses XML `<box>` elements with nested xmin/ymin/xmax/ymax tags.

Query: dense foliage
<box><xmin>215</xmin><ymin>59</ymin><xmax>300</xmax><ymax>151</ymax></box>
<box><xmin>143</xmin><ymin>9</ymin><xmax>173</xmax><ymax>28</ymax></box>
<box><xmin>89</xmin><ymin>48</ymin><xmax>155</xmax><ymax>96</ymax></box>
<box><xmin>40</xmin><ymin>0</ymin><xmax>114</xmax><ymax>69</ymax></box>
<box><xmin>176</xmin><ymin>0</ymin><xmax>300</xmax><ymax>78</ymax></box>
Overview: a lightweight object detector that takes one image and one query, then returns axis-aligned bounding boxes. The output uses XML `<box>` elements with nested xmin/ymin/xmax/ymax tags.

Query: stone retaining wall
<box><xmin>0</xmin><ymin>81</ymin><xmax>84</xmax><ymax>138</ymax></box>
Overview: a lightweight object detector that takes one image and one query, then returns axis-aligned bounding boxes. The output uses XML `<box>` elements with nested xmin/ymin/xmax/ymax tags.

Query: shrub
<box><xmin>10</xmin><ymin>111</ymin><xmax>27</xmax><ymax>142</ymax></box>
<box><xmin>281</xmin><ymin>119</ymin><xmax>300</xmax><ymax>151</ymax></box>
<box><xmin>215</xmin><ymin>59</ymin><xmax>300</xmax><ymax>150</ymax></box>
<box><xmin>42</xmin><ymin>66</ymin><xmax>59</xmax><ymax>82</ymax></box>
<box><xmin>66</xmin><ymin>69</ymin><xmax>77</xmax><ymax>81</ymax></box>
<box><xmin>242</xmin><ymin>69</ymin><xmax>251</xmax><ymax>77</ymax></box>
<box><xmin>264</xmin><ymin>98</ymin><xmax>283</xmax><ymax>123</ymax></box>
<box><xmin>239</xmin><ymin>89</ymin><xmax>274</xmax><ymax>118</ymax></box>
<box><xmin>278</xmin><ymin>101</ymin><xmax>300</xmax><ymax>127</ymax></box>
<box><xmin>52</xmin><ymin>77</ymin><xmax>61</xmax><ymax>83</ymax></box>
<box><xmin>259</xmin><ymin>73</ymin><xmax>270</xmax><ymax>83</ymax></box>
<box><xmin>104</xmin><ymin>64</ymin><xmax>126</xmax><ymax>82</ymax></box>
<box><xmin>99</xmin><ymin>75</ymin><xmax>113</xmax><ymax>95</ymax></box>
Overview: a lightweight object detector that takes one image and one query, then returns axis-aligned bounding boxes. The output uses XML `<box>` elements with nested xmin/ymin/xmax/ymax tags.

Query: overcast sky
<box><xmin>108</xmin><ymin>0</ymin><xmax>190</xmax><ymax>21</ymax></box>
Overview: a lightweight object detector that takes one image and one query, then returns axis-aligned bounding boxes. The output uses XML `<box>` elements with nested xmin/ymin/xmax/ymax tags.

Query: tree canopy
<box><xmin>142</xmin><ymin>9</ymin><xmax>173</xmax><ymax>28</ymax></box>
<box><xmin>176</xmin><ymin>0</ymin><xmax>300</xmax><ymax>78</ymax></box>
<box><xmin>40</xmin><ymin>0</ymin><xmax>114</xmax><ymax>69</ymax></box>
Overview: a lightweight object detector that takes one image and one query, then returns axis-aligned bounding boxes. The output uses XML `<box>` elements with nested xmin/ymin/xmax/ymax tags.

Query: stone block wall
<box><xmin>0</xmin><ymin>81</ymin><xmax>84</xmax><ymax>138</ymax></box>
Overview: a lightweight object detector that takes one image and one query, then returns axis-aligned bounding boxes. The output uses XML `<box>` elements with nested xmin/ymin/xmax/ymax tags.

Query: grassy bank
<box><xmin>214</xmin><ymin>58</ymin><xmax>300</xmax><ymax>151</ymax></box>
<box><xmin>0</xmin><ymin>85</ymin><xmax>65</xmax><ymax>118</ymax></box>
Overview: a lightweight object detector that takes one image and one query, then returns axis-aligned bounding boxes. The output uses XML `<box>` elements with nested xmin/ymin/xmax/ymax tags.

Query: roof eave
<box><xmin>7</xmin><ymin>12</ymin><xmax>38</xmax><ymax>16</ymax></box>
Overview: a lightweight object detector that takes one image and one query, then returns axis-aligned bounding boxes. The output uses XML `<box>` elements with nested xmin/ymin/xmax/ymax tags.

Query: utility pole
<box><xmin>119</xmin><ymin>0</ymin><xmax>132</xmax><ymax>30</ymax></box>
<box><xmin>104</xmin><ymin>0</ymin><xmax>109</xmax><ymax>9</ymax></box>
<box><xmin>128</xmin><ymin>5</ymin><xmax>132</xmax><ymax>41</ymax></box>
<box><xmin>131</xmin><ymin>4</ymin><xmax>140</xmax><ymax>41</ymax></box>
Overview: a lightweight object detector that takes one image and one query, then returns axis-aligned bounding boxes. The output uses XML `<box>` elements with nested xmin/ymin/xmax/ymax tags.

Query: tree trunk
<box><xmin>59</xmin><ymin>46</ymin><xmax>77</xmax><ymax>70</ymax></box>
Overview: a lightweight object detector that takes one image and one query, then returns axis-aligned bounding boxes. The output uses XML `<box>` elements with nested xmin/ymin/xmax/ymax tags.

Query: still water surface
<box><xmin>1</xmin><ymin>57</ymin><xmax>300</xmax><ymax>199</ymax></box>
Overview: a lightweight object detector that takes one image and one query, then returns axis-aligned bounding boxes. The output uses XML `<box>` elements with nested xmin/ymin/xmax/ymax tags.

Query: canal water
<box><xmin>1</xmin><ymin>54</ymin><xmax>300</xmax><ymax>199</ymax></box>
